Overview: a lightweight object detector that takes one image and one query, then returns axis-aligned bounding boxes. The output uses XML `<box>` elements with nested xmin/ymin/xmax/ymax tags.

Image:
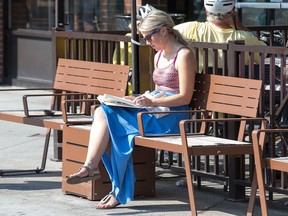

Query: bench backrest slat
<box><xmin>191</xmin><ymin>74</ymin><xmax>262</xmax><ymax>118</ymax></box>
<box><xmin>54</xmin><ymin>58</ymin><xmax>130</xmax><ymax>97</ymax></box>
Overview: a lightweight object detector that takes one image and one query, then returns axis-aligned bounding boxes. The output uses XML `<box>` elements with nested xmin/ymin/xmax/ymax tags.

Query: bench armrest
<box><xmin>180</xmin><ymin>117</ymin><xmax>267</xmax><ymax>125</ymax></box>
<box><xmin>137</xmin><ymin>109</ymin><xmax>209</xmax><ymax>136</ymax></box>
<box><xmin>0</xmin><ymin>88</ymin><xmax>54</xmax><ymax>92</ymax></box>
<box><xmin>23</xmin><ymin>92</ymin><xmax>87</xmax><ymax>117</ymax></box>
<box><xmin>61</xmin><ymin>98</ymin><xmax>101</xmax><ymax>124</ymax></box>
<box><xmin>137</xmin><ymin>109</ymin><xmax>267</xmax><ymax>142</ymax></box>
<box><xmin>179</xmin><ymin>117</ymin><xmax>268</xmax><ymax>142</ymax></box>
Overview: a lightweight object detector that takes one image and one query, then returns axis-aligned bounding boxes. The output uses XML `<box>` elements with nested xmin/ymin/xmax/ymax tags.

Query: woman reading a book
<box><xmin>66</xmin><ymin>10</ymin><xmax>196</xmax><ymax>209</ymax></box>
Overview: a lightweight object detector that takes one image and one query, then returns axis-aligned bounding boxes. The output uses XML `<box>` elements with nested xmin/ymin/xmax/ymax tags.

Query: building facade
<box><xmin>1</xmin><ymin>0</ymin><xmax>190</xmax><ymax>87</ymax></box>
<box><xmin>2</xmin><ymin>1</ymin><xmax>287</xmax><ymax>87</ymax></box>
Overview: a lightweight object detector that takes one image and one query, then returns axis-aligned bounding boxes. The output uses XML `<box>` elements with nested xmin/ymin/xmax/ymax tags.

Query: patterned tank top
<box><xmin>153</xmin><ymin>47</ymin><xmax>185</xmax><ymax>93</ymax></box>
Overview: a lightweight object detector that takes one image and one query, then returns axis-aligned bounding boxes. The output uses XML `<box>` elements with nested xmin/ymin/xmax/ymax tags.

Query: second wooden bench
<box><xmin>134</xmin><ymin>73</ymin><xmax>267</xmax><ymax>216</ymax></box>
<box><xmin>0</xmin><ymin>58</ymin><xmax>130</xmax><ymax>175</ymax></box>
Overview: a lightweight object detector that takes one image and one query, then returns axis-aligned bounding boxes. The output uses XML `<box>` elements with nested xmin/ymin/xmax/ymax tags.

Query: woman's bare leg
<box><xmin>69</xmin><ymin>107</ymin><xmax>120</xmax><ymax>208</ymax></box>
<box><xmin>69</xmin><ymin>107</ymin><xmax>110</xmax><ymax>177</ymax></box>
<box><xmin>84</xmin><ymin>107</ymin><xmax>110</xmax><ymax>167</ymax></box>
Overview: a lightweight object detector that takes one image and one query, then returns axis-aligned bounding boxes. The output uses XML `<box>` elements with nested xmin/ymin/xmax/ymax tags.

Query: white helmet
<box><xmin>136</xmin><ymin>4</ymin><xmax>157</xmax><ymax>20</ymax></box>
<box><xmin>204</xmin><ymin>0</ymin><xmax>235</xmax><ymax>15</ymax></box>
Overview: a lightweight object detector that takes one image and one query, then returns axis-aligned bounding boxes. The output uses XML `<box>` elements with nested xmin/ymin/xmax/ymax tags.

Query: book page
<box><xmin>97</xmin><ymin>92</ymin><xmax>171</xmax><ymax>118</ymax></box>
<box><xmin>97</xmin><ymin>94</ymin><xmax>139</xmax><ymax>108</ymax></box>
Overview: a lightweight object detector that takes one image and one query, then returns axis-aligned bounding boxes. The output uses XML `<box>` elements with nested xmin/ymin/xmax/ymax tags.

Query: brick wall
<box><xmin>124</xmin><ymin>0</ymin><xmax>142</xmax><ymax>14</ymax></box>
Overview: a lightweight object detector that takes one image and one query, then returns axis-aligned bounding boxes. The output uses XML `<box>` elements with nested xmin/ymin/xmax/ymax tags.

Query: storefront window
<box><xmin>64</xmin><ymin>0</ymin><xmax>101</xmax><ymax>32</ymax></box>
<box><xmin>193</xmin><ymin>0</ymin><xmax>206</xmax><ymax>21</ymax></box>
<box><xmin>11</xmin><ymin>0</ymin><xmax>55</xmax><ymax>31</ymax></box>
<box><xmin>237</xmin><ymin>0</ymin><xmax>288</xmax><ymax>26</ymax></box>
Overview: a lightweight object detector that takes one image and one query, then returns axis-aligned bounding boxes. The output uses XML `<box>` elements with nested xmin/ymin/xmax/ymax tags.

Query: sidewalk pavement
<box><xmin>0</xmin><ymin>87</ymin><xmax>288</xmax><ymax>216</ymax></box>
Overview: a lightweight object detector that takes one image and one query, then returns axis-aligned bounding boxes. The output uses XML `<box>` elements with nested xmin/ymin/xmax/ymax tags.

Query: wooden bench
<box><xmin>0</xmin><ymin>58</ymin><xmax>130</xmax><ymax>175</ymax></box>
<box><xmin>227</xmin><ymin>41</ymin><xmax>288</xmax><ymax>203</ymax></box>
<box><xmin>247</xmin><ymin>128</ymin><xmax>288</xmax><ymax>216</ymax></box>
<box><xmin>134</xmin><ymin>73</ymin><xmax>267</xmax><ymax>216</ymax></box>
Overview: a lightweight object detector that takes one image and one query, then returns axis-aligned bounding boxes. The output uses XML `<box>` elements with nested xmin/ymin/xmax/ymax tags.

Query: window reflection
<box><xmin>194</xmin><ymin>0</ymin><xmax>205</xmax><ymax>21</ymax></box>
<box><xmin>26</xmin><ymin>0</ymin><xmax>55</xmax><ymax>30</ymax></box>
<box><xmin>12</xmin><ymin>0</ymin><xmax>55</xmax><ymax>31</ymax></box>
<box><xmin>237</xmin><ymin>0</ymin><xmax>288</xmax><ymax>26</ymax></box>
<box><xmin>64</xmin><ymin>0</ymin><xmax>101</xmax><ymax>32</ymax></box>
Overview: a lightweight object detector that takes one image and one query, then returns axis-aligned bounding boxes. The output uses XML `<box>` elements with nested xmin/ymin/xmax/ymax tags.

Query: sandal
<box><xmin>66</xmin><ymin>165</ymin><xmax>101</xmax><ymax>185</ymax></box>
<box><xmin>96</xmin><ymin>194</ymin><xmax>120</xmax><ymax>209</ymax></box>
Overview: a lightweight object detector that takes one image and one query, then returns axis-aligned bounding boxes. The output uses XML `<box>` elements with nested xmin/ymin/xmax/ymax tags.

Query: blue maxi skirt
<box><xmin>99</xmin><ymin>100</ymin><xmax>189</xmax><ymax>204</ymax></box>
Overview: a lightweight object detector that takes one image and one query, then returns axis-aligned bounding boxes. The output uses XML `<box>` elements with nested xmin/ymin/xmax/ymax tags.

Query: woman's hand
<box><xmin>124</xmin><ymin>96</ymin><xmax>136</xmax><ymax>101</ymax></box>
<box><xmin>133</xmin><ymin>95</ymin><xmax>153</xmax><ymax>107</ymax></box>
<box><xmin>124</xmin><ymin>95</ymin><xmax>153</xmax><ymax>107</ymax></box>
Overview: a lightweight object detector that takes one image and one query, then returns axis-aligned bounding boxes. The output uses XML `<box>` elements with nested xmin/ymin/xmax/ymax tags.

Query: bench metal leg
<box><xmin>0</xmin><ymin>129</ymin><xmax>51</xmax><ymax>176</ymax></box>
<box><xmin>228</xmin><ymin>156</ymin><xmax>246</xmax><ymax>201</ymax></box>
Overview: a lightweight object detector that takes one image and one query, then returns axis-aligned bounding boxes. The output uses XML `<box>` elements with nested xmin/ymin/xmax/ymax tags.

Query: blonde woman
<box><xmin>66</xmin><ymin>10</ymin><xmax>196</xmax><ymax>209</ymax></box>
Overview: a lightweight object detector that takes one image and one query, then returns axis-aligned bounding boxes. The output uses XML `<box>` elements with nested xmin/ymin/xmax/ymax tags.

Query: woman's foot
<box><xmin>66</xmin><ymin>165</ymin><xmax>100</xmax><ymax>184</ymax></box>
<box><xmin>96</xmin><ymin>194</ymin><xmax>120</xmax><ymax>209</ymax></box>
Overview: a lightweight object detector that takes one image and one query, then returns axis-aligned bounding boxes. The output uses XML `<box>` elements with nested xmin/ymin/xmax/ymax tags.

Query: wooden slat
<box><xmin>54</xmin><ymin>76</ymin><xmax>127</xmax><ymax>94</ymax></box>
<box><xmin>54</xmin><ymin>58</ymin><xmax>130</xmax><ymax>97</ymax></box>
<box><xmin>190</xmin><ymin>74</ymin><xmax>262</xmax><ymax>117</ymax></box>
<box><xmin>57</xmin><ymin>65</ymin><xmax>129</xmax><ymax>80</ymax></box>
<box><xmin>205</xmin><ymin>75</ymin><xmax>262</xmax><ymax>117</ymax></box>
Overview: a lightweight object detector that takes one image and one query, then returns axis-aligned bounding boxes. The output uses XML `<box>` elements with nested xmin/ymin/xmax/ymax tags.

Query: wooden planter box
<box><xmin>62</xmin><ymin>125</ymin><xmax>155</xmax><ymax>200</ymax></box>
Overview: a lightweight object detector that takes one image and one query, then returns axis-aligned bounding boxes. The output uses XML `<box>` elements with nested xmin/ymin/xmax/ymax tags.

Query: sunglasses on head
<box><xmin>142</xmin><ymin>28</ymin><xmax>160</xmax><ymax>42</ymax></box>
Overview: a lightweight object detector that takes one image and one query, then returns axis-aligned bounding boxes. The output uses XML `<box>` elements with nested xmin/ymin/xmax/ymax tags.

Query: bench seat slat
<box><xmin>265</xmin><ymin>157</ymin><xmax>288</xmax><ymax>172</ymax></box>
<box><xmin>0</xmin><ymin>111</ymin><xmax>93</xmax><ymax>130</ymax></box>
<box><xmin>136</xmin><ymin>135</ymin><xmax>250</xmax><ymax>147</ymax></box>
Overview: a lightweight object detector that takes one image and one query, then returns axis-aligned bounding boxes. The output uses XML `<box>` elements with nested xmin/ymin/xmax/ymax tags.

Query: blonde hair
<box><xmin>137</xmin><ymin>10</ymin><xmax>188</xmax><ymax>45</ymax></box>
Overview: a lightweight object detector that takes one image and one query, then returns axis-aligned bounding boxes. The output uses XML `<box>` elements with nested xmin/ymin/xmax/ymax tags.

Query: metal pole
<box><xmin>55</xmin><ymin>0</ymin><xmax>59</xmax><ymax>28</ymax></box>
<box><xmin>131</xmin><ymin>0</ymin><xmax>140</xmax><ymax>94</ymax></box>
<box><xmin>8</xmin><ymin>1</ymin><xmax>12</xmax><ymax>29</ymax></box>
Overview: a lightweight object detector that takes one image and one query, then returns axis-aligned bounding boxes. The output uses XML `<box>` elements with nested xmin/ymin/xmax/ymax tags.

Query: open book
<box><xmin>97</xmin><ymin>91</ymin><xmax>167</xmax><ymax>108</ymax></box>
<box><xmin>97</xmin><ymin>94</ymin><xmax>140</xmax><ymax>108</ymax></box>
<box><xmin>97</xmin><ymin>91</ymin><xmax>170</xmax><ymax>118</ymax></box>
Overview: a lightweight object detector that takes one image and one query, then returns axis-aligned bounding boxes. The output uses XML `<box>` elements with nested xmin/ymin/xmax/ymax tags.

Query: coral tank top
<box><xmin>153</xmin><ymin>47</ymin><xmax>185</xmax><ymax>93</ymax></box>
